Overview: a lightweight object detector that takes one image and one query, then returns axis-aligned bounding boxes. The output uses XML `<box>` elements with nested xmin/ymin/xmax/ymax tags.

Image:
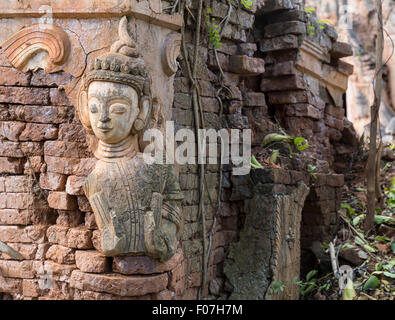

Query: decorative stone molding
<box><xmin>0</xmin><ymin>0</ymin><xmax>183</xmax><ymax>31</ymax></box>
<box><xmin>296</xmin><ymin>39</ymin><xmax>352</xmax><ymax>107</ymax></box>
<box><xmin>1</xmin><ymin>23</ymin><xmax>70</xmax><ymax>73</ymax></box>
<box><xmin>161</xmin><ymin>32</ymin><xmax>181</xmax><ymax>76</ymax></box>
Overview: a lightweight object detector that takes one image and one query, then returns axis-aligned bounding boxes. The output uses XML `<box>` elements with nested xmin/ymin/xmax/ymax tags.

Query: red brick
<box><xmin>24</xmin><ymin>155</ymin><xmax>43</xmax><ymax>174</ymax></box>
<box><xmin>152</xmin><ymin>290</ymin><xmax>174</xmax><ymax>300</ymax></box>
<box><xmin>67</xmin><ymin>227</ymin><xmax>92</xmax><ymax>249</ymax></box>
<box><xmin>84</xmin><ymin>211</ymin><xmax>97</xmax><ymax>229</ymax></box>
<box><xmin>243</xmin><ymin>92</ymin><xmax>266</xmax><ymax>107</ymax></box>
<box><xmin>70</xmin><ymin>270</ymin><xmax>168</xmax><ymax>296</ymax></box>
<box><xmin>91</xmin><ymin>230</ymin><xmax>102</xmax><ymax>252</ymax></box>
<box><xmin>325</xmin><ymin>104</ymin><xmax>345</xmax><ymax>119</ymax></box>
<box><xmin>0</xmin><ymin>67</ymin><xmax>30</xmax><ymax>86</ymax></box>
<box><xmin>19</xmin><ymin>123</ymin><xmax>58</xmax><ymax>141</ymax></box>
<box><xmin>0</xmin><ymin>260</ymin><xmax>34</xmax><ymax>278</ymax></box>
<box><xmin>4</xmin><ymin>176</ymin><xmax>30</xmax><ymax>193</ymax></box>
<box><xmin>0</xmin><ymin>121</ymin><xmax>25</xmax><ymax>141</ymax></box>
<box><xmin>20</xmin><ymin>141</ymin><xmax>44</xmax><ymax>156</ymax></box>
<box><xmin>46</xmin><ymin>225</ymin><xmax>69</xmax><ymax>246</ymax></box>
<box><xmin>48</xmin><ymin>191</ymin><xmax>77</xmax><ymax>210</ymax></box>
<box><xmin>0</xmin><ymin>209</ymin><xmax>30</xmax><ymax>225</ymax></box>
<box><xmin>46</xmin><ymin>245</ymin><xmax>75</xmax><ymax>264</ymax></box>
<box><xmin>261</xmin><ymin>74</ymin><xmax>306</xmax><ymax>92</ymax></box>
<box><xmin>0</xmin><ymin>141</ymin><xmax>24</xmax><ymax>157</ymax></box>
<box><xmin>0</xmin><ymin>276</ymin><xmax>22</xmax><ymax>294</ymax></box>
<box><xmin>0</xmin><ymin>193</ymin><xmax>34</xmax><ymax>209</ymax></box>
<box><xmin>77</xmin><ymin>196</ymin><xmax>92</xmax><ymax>212</ymax></box>
<box><xmin>58</xmin><ymin>123</ymin><xmax>86</xmax><ymax>142</ymax></box>
<box><xmin>39</xmin><ymin>172</ymin><xmax>67</xmax><ymax>191</ymax></box>
<box><xmin>45</xmin><ymin>156</ymin><xmax>96</xmax><ymax>176</ymax></box>
<box><xmin>228</xmin><ymin>55</ymin><xmax>265</xmax><ymax>75</ymax></box>
<box><xmin>66</xmin><ymin>175</ymin><xmax>86</xmax><ymax>195</ymax></box>
<box><xmin>326</xmin><ymin>174</ymin><xmax>344</xmax><ymax>187</ymax></box>
<box><xmin>10</xmin><ymin>105</ymin><xmax>73</xmax><ymax>124</ymax></box>
<box><xmin>22</xmin><ymin>279</ymin><xmax>41</xmax><ymax>297</ymax></box>
<box><xmin>112</xmin><ymin>249</ymin><xmax>184</xmax><ymax>275</ymax></box>
<box><xmin>0</xmin><ymin>243</ymin><xmax>37</xmax><ymax>260</ymax></box>
<box><xmin>44</xmin><ymin>141</ymin><xmax>91</xmax><ymax>158</ymax></box>
<box><xmin>0</xmin><ymin>158</ymin><xmax>23</xmax><ymax>174</ymax></box>
<box><xmin>0</xmin><ymin>86</ymin><xmax>49</xmax><ymax>105</ymax></box>
<box><xmin>56</xmin><ymin>210</ymin><xmax>83</xmax><ymax>227</ymax></box>
<box><xmin>50</xmin><ymin>88</ymin><xmax>72</xmax><ymax>106</ymax></box>
<box><xmin>30</xmin><ymin>69</ymin><xmax>73</xmax><ymax>87</ymax></box>
<box><xmin>75</xmin><ymin>250</ymin><xmax>109</xmax><ymax>273</ymax></box>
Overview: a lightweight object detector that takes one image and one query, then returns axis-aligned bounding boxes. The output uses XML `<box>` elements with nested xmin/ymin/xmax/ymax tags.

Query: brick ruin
<box><xmin>0</xmin><ymin>0</ymin><xmax>361</xmax><ymax>300</ymax></box>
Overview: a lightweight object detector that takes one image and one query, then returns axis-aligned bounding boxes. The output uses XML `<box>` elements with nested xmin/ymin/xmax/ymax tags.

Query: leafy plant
<box><xmin>307</xmin><ymin>164</ymin><xmax>317</xmax><ymax>179</ymax></box>
<box><xmin>341</xmin><ymin>203</ymin><xmax>356</xmax><ymax>216</ymax></box>
<box><xmin>342</xmin><ymin>278</ymin><xmax>356</xmax><ymax>300</ymax></box>
<box><xmin>293</xmin><ymin>270</ymin><xmax>331</xmax><ymax>297</ymax></box>
<box><xmin>383</xmin><ymin>177</ymin><xmax>395</xmax><ymax>208</ymax></box>
<box><xmin>304</xmin><ymin>7</ymin><xmax>316</xmax><ymax>14</ymax></box>
<box><xmin>269</xmin><ymin>149</ymin><xmax>279</xmax><ymax>164</ymax></box>
<box><xmin>262</xmin><ymin>133</ymin><xmax>310</xmax><ymax>153</ymax></box>
<box><xmin>362</xmin><ymin>275</ymin><xmax>380</xmax><ymax>291</ymax></box>
<box><xmin>205</xmin><ymin>8</ymin><xmax>221</xmax><ymax>49</ymax></box>
<box><xmin>271</xmin><ymin>281</ymin><xmax>286</xmax><ymax>293</ymax></box>
<box><xmin>250</xmin><ymin>155</ymin><xmax>263</xmax><ymax>169</ymax></box>
<box><xmin>240</xmin><ymin>0</ymin><xmax>254</xmax><ymax>10</ymax></box>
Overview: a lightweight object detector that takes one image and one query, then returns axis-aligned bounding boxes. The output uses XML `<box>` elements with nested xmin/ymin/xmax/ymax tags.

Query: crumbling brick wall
<box><xmin>0</xmin><ymin>0</ymin><xmax>360</xmax><ymax>300</ymax></box>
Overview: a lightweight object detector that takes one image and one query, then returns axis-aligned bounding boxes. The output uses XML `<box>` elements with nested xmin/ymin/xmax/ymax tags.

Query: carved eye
<box><xmin>89</xmin><ymin>104</ymin><xmax>98</xmax><ymax>113</ymax></box>
<box><xmin>109</xmin><ymin>103</ymin><xmax>127</xmax><ymax>115</ymax></box>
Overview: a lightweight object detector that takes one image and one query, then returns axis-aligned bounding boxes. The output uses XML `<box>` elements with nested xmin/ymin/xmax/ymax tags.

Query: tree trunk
<box><xmin>364</xmin><ymin>0</ymin><xmax>383</xmax><ymax>231</ymax></box>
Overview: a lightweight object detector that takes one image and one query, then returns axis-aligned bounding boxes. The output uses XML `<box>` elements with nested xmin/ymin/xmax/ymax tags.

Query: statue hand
<box><xmin>144</xmin><ymin>210</ymin><xmax>174</xmax><ymax>262</ymax></box>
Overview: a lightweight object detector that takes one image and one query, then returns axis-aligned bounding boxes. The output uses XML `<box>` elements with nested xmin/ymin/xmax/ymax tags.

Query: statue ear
<box><xmin>133</xmin><ymin>96</ymin><xmax>151</xmax><ymax>131</ymax></box>
<box><xmin>77</xmin><ymin>85</ymin><xmax>94</xmax><ymax>134</ymax></box>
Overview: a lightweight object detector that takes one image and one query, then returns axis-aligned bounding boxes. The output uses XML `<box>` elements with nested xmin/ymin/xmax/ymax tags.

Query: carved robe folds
<box><xmin>84</xmin><ymin>154</ymin><xmax>183</xmax><ymax>261</ymax></box>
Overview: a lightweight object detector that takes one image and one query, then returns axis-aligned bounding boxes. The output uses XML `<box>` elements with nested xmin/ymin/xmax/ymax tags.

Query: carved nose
<box><xmin>99</xmin><ymin>110</ymin><xmax>110</xmax><ymax>122</ymax></box>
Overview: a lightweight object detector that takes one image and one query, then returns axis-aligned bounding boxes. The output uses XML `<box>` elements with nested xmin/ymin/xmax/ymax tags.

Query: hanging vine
<box><xmin>176</xmin><ymin>0</ymin><xmax>253</xmax><ymax>299</ymax></box>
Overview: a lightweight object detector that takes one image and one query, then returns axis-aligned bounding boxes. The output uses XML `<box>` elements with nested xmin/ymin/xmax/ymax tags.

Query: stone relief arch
<box><xmin>1</xmin><ymin>23</ymin><xmax>71</xmax><ymax>74</ymax></box>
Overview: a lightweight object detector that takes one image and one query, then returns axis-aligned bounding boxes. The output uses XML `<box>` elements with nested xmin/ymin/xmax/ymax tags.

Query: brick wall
<box><xmin>0</xmin><ymin>0</ymin><xmax>360</xmax><ymax>300</ymax></box>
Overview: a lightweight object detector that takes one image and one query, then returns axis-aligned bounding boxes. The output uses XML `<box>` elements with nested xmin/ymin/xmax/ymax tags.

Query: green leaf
<box><xmin>343</xmin><ymin>242</ymin><xmax>354</xmax><ymax>249</ymax></box>
<box><xmin>354</xmin><ymin>236</ymin><xmax>365</xmax><ymax>246</ymax></box>
<box><xmin>342</xmin><ymin>278</ymin><xmax>356</xmax><ymax>300</ymax></box>
<box><xmin>269</xmin><ymin>149</ymin><xmax>279</xmax><ymax>164</ymax></box>
<box><xmin>301</xmin><ymin>283</ymin><xmax>315</xmax><ymax>296</ymax></box>
<box><xmin>352</xmin><ymin>214</ymin><xmax>365</xmax><ymax>226</ymax></box>
<box><xmin>362</xmin><ymin>275</ymin><xmax>380</xmax><ymax>291</ymax></box>
<box><xmin>306</xmin><ymin>270</ymin><xmax>318</xmax><ymax>281</ymax></box>
<box><xmin>341</xmin><ymin>203</ymin><xmax>356</xmax><ymax>216</ymax></box>
<box><xmin>374</xmin><ymin>215</ymin><xmax>395</xmax><ymax>226</ymax></box>
<box><xmin>262</xmin><ymin>133</ymin><xmax>291</xmax><ymax>147</ymax></box>
<box><xmin>383</xmin><ymin>271</ymin><xmax>395</xmax><ymax>279</ymax></box>
<box><xmin>362</xmin><ymin>244</ymin><xmax>376</xmax><ymax>253</ymax></box>
<box><xmin>251</xmin><ymin>155</ymin><xmax>263</xmax><ymax>169</ymax></box>
<box><xmin>375</xmin><ymin>235</ymin><xmax>390</xmax><ymax>242</ymax></box>
<box><xmin>391</xmin><ymin>241</ymin><xmax>395</xmax><ymax>254</ymax></box>
<box><xmin>294</xmin><ymin>137</ymin><xmax>309</xmax><ymax>151</ymax></box>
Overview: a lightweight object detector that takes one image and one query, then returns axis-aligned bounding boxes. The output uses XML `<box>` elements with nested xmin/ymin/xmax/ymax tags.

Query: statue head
<box><xmin>77</xmin><ymin>17</ymin><xmax>152</xmax><ymax>151</ymax></box>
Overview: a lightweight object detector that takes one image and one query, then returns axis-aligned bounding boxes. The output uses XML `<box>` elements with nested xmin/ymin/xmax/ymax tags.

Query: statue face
<box><xmin>88</xmin><ymin>81</ymin><xmax>139</xmax><ymax>144</ymax></box>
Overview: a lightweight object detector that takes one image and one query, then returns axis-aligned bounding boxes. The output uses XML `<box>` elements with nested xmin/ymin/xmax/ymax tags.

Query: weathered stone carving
<box><xmin>1</xmin><ymin>23</ymin><xmax>71</xmax><ymax>73</ymax></box>
<box><xmin>161</xmin><ymin>32</ymin><xmax>181</xmax><ymax>76</ymax></box>
<box><xmin>77</xmin><ymin>16</ymin><xmax>183</xmax><ymax>261</ymax></box>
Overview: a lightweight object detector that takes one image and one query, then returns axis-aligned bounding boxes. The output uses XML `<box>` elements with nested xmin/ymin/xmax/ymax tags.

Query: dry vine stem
<box><xmin>180</xmin><ymin>0</ymin><xmax>207</xmax><ymax>299</ymax></box>
<box><xmin>180</xmin><ymin>0</ymin><xmax>235</xmax><ymax>299</ymax></box>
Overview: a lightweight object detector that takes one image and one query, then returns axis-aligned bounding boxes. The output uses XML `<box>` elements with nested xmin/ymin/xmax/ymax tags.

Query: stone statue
<box><xmin>76</xmin><ymin>16</ymin><xmax>183</xmax><ymax>261</ymax></box>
